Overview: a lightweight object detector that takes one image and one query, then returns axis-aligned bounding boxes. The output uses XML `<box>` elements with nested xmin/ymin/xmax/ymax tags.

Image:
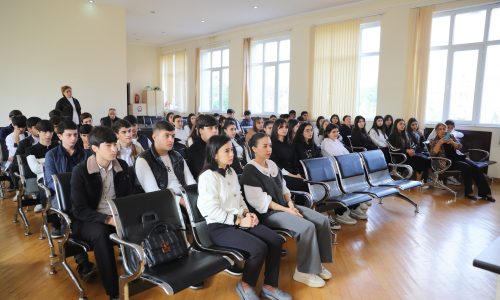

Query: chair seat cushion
<box><xmin>353</xmin><ymin>186</ymin><xmax>399</xmax><ymax>198</ymax></box>
<box><xmin>143</xmin><ymin>249</ymin><xmax>231</xmax><ymax>294</ymax></box>
<box><xmin>329</xmin><ymin>193</ymin><xmax>372</xmax><ymax>207</ymax></box>
<box><xmin>378</xmin><ymin>179</ymin><xmax>422</xmax><ymax>190</ymax></box>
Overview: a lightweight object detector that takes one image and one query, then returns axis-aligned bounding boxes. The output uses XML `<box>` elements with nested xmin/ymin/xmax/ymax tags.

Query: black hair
<box><xmin>49</xmin><ymin>116</ymin><xmax>61</xmax><ymax>127</ymax></box>
<box><xmin>252</xmin><ymin>117</ymin><xmax>263</xmax><ymax>132</ymax></box>
<box><xmin>56</xmin><ymin>120</ymin><xmax>77</xmax><ymax>134</ymax></box>
<box><xmin>264</xmin><ymin>120</ymin><xmax>274</xmax><ymax>129</ymax></box>
<box><xmin>79</xmin><ymin>124</ymin><xmax>93</xmax><ymax>135</ymax></box>
<box><xmin>153</xmin><ymin>120</ymin><xmax>175</xmax><ymax>132</ymax></box>
<box><xmin>195</xmin><ymin>114</ymin><xmax>218</xmax><ymax>136</ymax></box>
<box><xmin>330</xmin><ymin>114</ymin><xmax>340</xmax><ymax>125</ymax></box>
<box><xmin>293</xmin><ymin>122</ymin><xmax>313</xmax><ymax>144</ymax></box>
<box><xmin>297</xmin><ymin>116</ymin><xmax>304</xmax><ymax>122</ymax></box>
<box><xmin>289</xmin><ymin>110</ymin><xmax>296</xmax><ymax>115</ymax></box>
<box><xmin>222</xmin><ymin>118</ymin><xmax>236</xmax><ymax>132</ymax></box>
<box><xmin>80</xmin><ymin>112</ymin><xmax>92</xmax><ymax>122</ymax></box>
<box><xmin>27</xmin><ymin>117</ymin><xmax>41</xmax><ymax>128</ymax></box>
<box><xmin>269</xmin><ymin>114</ymin><xmax>277</xmax><ymax>119</ymax></box>
<box><xmin>342</xmin><ymin>115</ymin><xmax>351</xmax><ymax>122</ymax></box>
<box><xmin>200</xmin><ymin>135</ymin><xmax>232</xmax><ymax>175</ymax></box>
<box><xmin>407</xmin><ymin>117</ymin><xmax>419</xmax><ymax>132</ymax></box>
<box><xmin>389</xmin><ymin>118</ymin><xmax>410</xmax><ymax>149</ymax></box>
<box><xmin>227</xmin><ymin>108</ymin><xmax>235</xmax><ymax>114</ymax></box>
<box><xmin>165</xmin><ymin>112</ymin><xmax>174</xmax><ymax>122</ymax></box>
<box><xmin>9</xmin><ymin>110</ymin><xmax>23</xmax><ymax>119</ymax></box>
<box><xmin>279</xmin><ymin>113</ymin><xmax>289</xmax><ymax>119</ymax></box>
<box><xmin>315</xmin><ymin>116</ymin><xmax>325</xmax><ymax>129</ymax></box>
<box><xmin>12</xmin><ymin>115</ymin><xmax>27</xmax><ymax>128</ymax></box>
<box><xmin>123</xmin><ymin>115</ymin><xmax>138</xmax><ymax>125</ymax></box>
<box><xmin>111</xmin><ymin>119</ymin><xmax>132</xmax><ymax>134</ymax></box>
<box><xmin>445</xmin><ymin>119</ymin><xmax>455</xmax><ymax>126</ymax></box>
<box><xmin>36</xmin><ymin>120</ymin><xmax>54</xmax><ymax>132</ymax></box>
<box><xmin>370</xmin><ymin>115</ymin><xmax>384</xmax><ymax>136</ymax></box>
<box><xmin>213</xmin><ymin>113</ymin><xmax>220</xmax><ymax>118</ymax></box>
<box><xmin>270</xmin><ymin>118</ymin><xmax>288</xmax><ymax>143</ymax></box>
<box><xmin>186</xmin><ymin>113</ymin><xmax>196</xmax><ymax>129</ymax></box>
<box><xmin>352</xmin><ymin>115</ymin><xmax>367</xmax><ymax>135</ymax></box>
<box><xmin>248</xmin><ymin>132</ymin><xmax>269</xmax><ymax>154</ymax></box>
<box><xmin>300</xmin><ymin>111</ymin><xmax>308</xmax><ymax>117</ymax></box>
<box><xmin>173</xmin><ymin>115</ymin><xmax>182</xmax><ymax>122</ymax></box>
<box><xmin>323</xmin><ymin>123</ymin><xmax>339</xmax><ymax>138</ymax></box>
<box><xmin>287</xmin><ymin>118</ymin><xmax>299</xmax><ymax>142</ymax></box>
<box><xmin>89</xmin><ymin>126</ymin><xmax>117</xmax><ymax>147</ymax></box>
<box><xmin>244</xmin><ymin>110</ymin><xmax>251</xmax><ymax>116</ymax></box>
<box><xmin>49</xmin><ymin>110</ymin><xmax>62</xmax><ymax>118</ymax></box>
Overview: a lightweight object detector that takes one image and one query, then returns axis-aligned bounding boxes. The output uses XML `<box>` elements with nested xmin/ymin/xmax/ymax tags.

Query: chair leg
<box><xmin>119</xmin><ymin>278</ymin><xmax>130</xmax><ymax>300</ymax></box>
<box><xmin>59</xmin><ymin>245</ymin><xmax>87</xmax><ymax>300</ymax></box>
<box><xmin>16</xmin><ymin>200</ymin><xmax>31</xmax><ymax>236</ymax></box>
<box><xmin>431</xmin><ymin>178</ymin><xmax>457</xmax><ymax>201</ymax></box>
<box><xmin>40</xmin><ymin>216</ymin><xmax>56</xmax><ymax>258</ymax></box>
<box><xmin>394</xmin><ymin>192</ymin><xmax>419</xmax><ymax>214</ymax></box>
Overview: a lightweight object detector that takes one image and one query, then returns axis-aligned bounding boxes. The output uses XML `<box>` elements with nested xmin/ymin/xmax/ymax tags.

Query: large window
<box><xmin>425</xmin><ymin>3</ymin><xmax>500</xmax><ymax>125</ymax></box>
<box><xmin>356</xmin><ymin>22</ymin><xmax>380</xmax><ymax>119</ymax></box>
<box><xmin>161</xmin><ymin>51</ymin><xmax>187</xmax><ymax>112</ymax></box>
<box><xmin>199</xmin><ymin>47</ymin><xmax>229</xmax><ymax>113</ymax></box>
<box><xmin>249</xmin><ymin>37</ymin><xmax>290</xmax><ymax>114</ymax></box>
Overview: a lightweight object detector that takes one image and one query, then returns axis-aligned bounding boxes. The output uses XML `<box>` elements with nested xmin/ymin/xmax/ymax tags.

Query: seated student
<box><xmin>300</xmin><ymin>111</ymin><xmax>310</xmax><ymax>122</ymax></box>
<box><xmin>383</xmin><ymin>115</ymin><xmax>394</xmax><ymax>137</ymax></box>
<box><xmin>49</xmin><ymin>115</ymin><xmax>62</xmax><ymax>142</ymax></box>
<box><xmin>184</xmin><ymin>113</ymin><xmax>196</xmax><ymax>133</ymax></box>
<box><xmin>242</xmin><ymin>133</ymin><xmax>332</xmax><ymax>288</ymax></box>
<box><xmin>186</xmin><ymin>114</ymin><xmax>219</xmax><ymax>179</ymax></box>
<box><xmin>279</xmin><ymin>113</ymin><xmax>290</xmax><ymax>122</ymax></box>
<box><xmin>339</xmin><ymin>115</ymin><xmax>353</xmax><ymax>143</ymax></box>
<box><xmin>292</xmin><ymin>122</ymin><xmax>322</xmax><ymax>173</ymax></box>
<box><xmin>135</xmin><ymin>121</ymin><xmax>195</xmax><ymax>203</ymax></box>
<box><xmin>173</xmin><ymin>115</ymin><xmax>188</xmax><ymax>145</ymax></box>
<box><xmin>71</xmin><ymin>126</ymin><xmax>134</xmax><ymax>300</ymax></box>
<box><xmin>388</xmin><ymin>119</ymin><xmax>429</xmax><ymax>182</ymax></box>
<box><xmin>222</xmin><ymin>119</ymin><xmax>244</xmax><ymax>174</ymax></box>
<box><xmin>1</xmin><ymin>110</ymin><xmax>23</xmax><ymax>143</ymax></box>
<box><xmin>429</xmin><ymin>123</ymin><xmax>495</xmax><ymax>202</ymax></box>
<box><xmin>197</xmin><ymin>135</ymin><xmax>291</xmax><ymax>300</ymax></box>
<box><xmin>240</xmin><ymin>110</ymin><xmax>253</xmax><ymax>128</ymax></box>
<box><xmin>79</xmin><ymin>124</ymin><xmax>93</xmax><ymax>151</ymax></box>
<box><xmin>313</xmin><ymin>116</ymin><xmax>325</xmax><ymax>146</ymax></box>
<box><xmin>80</xmin><ymin>112</ymin><xmax>93</xmax><ymax>125</ymax></box>
<box><xmin>287</xmin><ymin>119</ymin><xmax>299</xmax><ymax>142</ymax></box>
<box><xmin>100</xmin><ymin>108</ymin><xmax>120</xmax><ymax>128</ymax></box>
<box><xmin>320</xmin><ymin>124</ymin><xmax>368</xmax><ymax>222</ymax></box>
<box><xmin>49</xmin><ymin>109</ymin><xmax>62</xmax><ymax>119</ymax></box>
<box><xmin>288</xmin><ymin>110</ymin><xmax>297</xmax><ymax>120</ymax></box>
<box><xmin>406</xmin><ymin>118</ymin><xmax>427</xmax><ymax>154</ymax></box>
<box><xmin>269</xmin><ymin>115</ymin><xmax>277</xmax><ymax>122</ymax></box>
<box><xmin>112</xmin><ymin>119</ymin><xmax>144</xmax><ymax>167</ymax></box>
<box><xmin>123</xmin><ymin>115</ymin><xmax>151</xmax><ymax>150</ymax></box>
<box><xmin>350</xmin><ymin>115</ymin><xmax>378</xmax><ymax>151</ymax></box>
<box><xmin>270</xmin><ymin>119</ymin><xmax>307</xmax><ymax>192</ymax></box>
<box><xmin>5</xmin><ymin>115</ymin><xmax>29</xmax><ymax>170</ymax></box>
<box><xmin>245</xmin><ymin>117</ymin><xmax>264</xmax><ymax>144</ymax></box>
<box><xmin>10</xmin><ymin>117</ymin><xmax>41</xmax><ymax>179</ymax></box>
<box><xmin>263</xmin><ymin>120</ymin><xmax>274</xmax><ymax>136</ymax></box>
<box><xmin>165</xmin><ymin>112</ymin><xmax>175</xmax><ymax>125</ymax></box>
<box><xmin>227</xmin><ymin>109</ymin><xmax>242</xmax><ymax>134</ymax></box>
<box><xmin>427</xmin><ymin>119</ymin><xmax>464</xmax><ymax>143</ymax></box>
<box><xmin>368</xmin><ymin>115</ymin><xmax>389</xmax><ymax>148</ymax></box>
<box><xmin>26</xmin><ymin>120</ymin><xmax>58</xmax><ymax>212</ymax></box>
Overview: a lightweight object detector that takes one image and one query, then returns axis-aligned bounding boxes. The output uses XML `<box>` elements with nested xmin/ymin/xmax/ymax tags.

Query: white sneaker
<box><xmin>319</xmin><ymin>265</ymin><xmax>332</xmax><ymax>280</ymax></box>
<box><xmin>359</xmin><ymin>202</ymin><xmax>369</xmax><ymax>210</ymax></box>
<box><xmin>447</xmin><ymin>177</ymin><xmax>461</xmax><ymax>186</ymax></box>
<box><xmin>293</xmin><ymin>269</ymin><xmax>325</xmax><ymax>288</ymax></box>
<box><xmin>350</xmin><ymin>206</ymin><xmax>368</xmax><ymax>220</ymax></box>
<box><xmin>34</xmin><ymin>204</ymin><xmax>43</xmax><ymax>213</ymax></box>
<box><xmin>328</xmin><ymin>215</ymin><xmax>341</xmax><ymax>230</ymax></box>
<box><xmin>335</xmin><ymin>211</ymin><xmax>357</xmax><ymax>225</ymax></box>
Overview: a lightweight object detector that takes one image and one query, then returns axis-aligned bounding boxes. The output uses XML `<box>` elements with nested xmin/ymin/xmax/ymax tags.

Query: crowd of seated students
<box><xmin>1</xmin><ymin>84</ymin><xmax>497</xmax><ymax>300</ymax></box>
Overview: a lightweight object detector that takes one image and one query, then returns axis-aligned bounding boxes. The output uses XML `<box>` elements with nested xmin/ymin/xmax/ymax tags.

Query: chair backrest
<box><xmin>52</xmin><ymin>173</ymin><xmax>73</xmax><ymax>213</ymax></box>
<box><xmin>300</xmin><ymin>157</ymin><xmax>343</xmax><ymax>201</ymax></box>
<box><xmin>182</xmin><ymin>184</ymin><xmax>215</xmax><ymax>248</ymax></box>
<box><xmin>16</xmin><ymin>154</ymin><xmax>39</xmax><ymax>195</ymax></box>
<box><xmin>359</xmin><ymin>149</ymin><xmax>394</xmax><ymax>184</ymax></box>
<box><xmin>333</xmin><ymin>153</ymin><xmax>371</xmax><ymax>193</ymax></box>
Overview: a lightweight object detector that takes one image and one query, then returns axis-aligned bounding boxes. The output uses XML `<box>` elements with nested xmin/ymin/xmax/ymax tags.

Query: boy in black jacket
<box><xmin>71</xmin><ymin>126</ymin><xmax>133</xmax><ymax>300</ymax></box>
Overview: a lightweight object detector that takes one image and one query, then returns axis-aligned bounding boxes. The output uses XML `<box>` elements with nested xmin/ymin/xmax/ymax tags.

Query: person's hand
<box><xmin>178</xmin><ymin>197</ymin><xmax>186</xmax><ymax>207</ymax></box>
<box><xmin>105</xmin><ymin>215</ymin><xmax>115</xmax><ymax>227</ymax></box>
<box><xmin>287</xmin><ymin>201</ymin><xmax>295</xmax><ymax>209</ymax></box>
<box><xmin>286</xmin><ymin>207</ymin><xmax>303</xmax><ymax>218</ymax></box>
<box><xmin>288</xmin><ymin>173</ymin><xmax>301</xmax><ymax>179</ymax></box>
<box><xmin>8</xmin><ymin>156</ymin><xmax>14</xmax><ymax>162</ymax></box>
<box><xmin>406</xmin><ymin>149</ymin><xmax>415</xmax><ymax>157</ymax></box>
<box><xmin>248</xmin><ymin>213</ymin><xmax>259</xmax><ymax>226</ymax></box>
<box><xmin>240</xmin><ymin>215</ymin><xmax>254</xmax><ymax>228</ymax></box>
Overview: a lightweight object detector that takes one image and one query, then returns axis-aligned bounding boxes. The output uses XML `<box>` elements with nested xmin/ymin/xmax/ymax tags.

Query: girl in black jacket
<box><xmin>350</xmin><ymin>115</ymin><xmax>378</xmax><ymax>151</ymax></box>
<box><xmin>293</xmin><ymin>122</ymin><xmax>322</xmax><ymax>175</ymax></box>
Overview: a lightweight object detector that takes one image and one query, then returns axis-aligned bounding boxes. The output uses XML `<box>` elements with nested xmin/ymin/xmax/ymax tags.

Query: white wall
<box><xmin>0</xmin><ymin>0</ymin><xmax>126</xmax><ymax>123</ymax></box>
<box><xmin>127</xmin><ymin>44</ymin><xmax>160</xmax><ymax>105</ymax></box>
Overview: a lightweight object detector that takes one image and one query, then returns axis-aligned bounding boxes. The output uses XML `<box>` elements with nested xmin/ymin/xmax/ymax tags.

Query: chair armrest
<box><xmin>428</xmin><ymin>157</ymin><xmax>452</xmax><ymax>174</ymax></box>
<box><xmin>37</xmin><ymin>182</ymin><xmax>52</xmax><ymax>214</ymax></box>
<box><xmin>110</xmin><ymin>233</ymin><xmax>145</xmax><ymax>282</ymax></box>
<box><xmin>290</xmin><ymin>190</ymin><xmax>313</xmax><ymax>208</ymax></box>
<box><xmin>465</xmin><ymin>149</ymin><xmax>490</xmax><ymax>161</ymax></box>
<box><xmin>388</xmin><ymin>163</ymin><xmax>414</xmax><ymax>180</ymax></box>
<box><xmin>48</xmin><ymin>207</ymin><xmax>72</xmax><ymax>245</ymax></box>
<box><xmin>303</xmin><ymin>180</ymin><xmax>330</xmax><ymax>203</ymax></box>
<box><xmin>352</xmin><ymin>146</ymin><xmax>368</xmax><ymax>152</ymax></box>
<box><xmin>389</xmin><ymin>152</ymin><xmax>408</xmax><ymax>165</ymax></box>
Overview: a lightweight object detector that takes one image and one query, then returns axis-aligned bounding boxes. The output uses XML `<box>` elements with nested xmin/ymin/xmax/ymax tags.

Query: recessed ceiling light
<box><xmin>150</xmin><ymin>10</ymin><xmax>156</xmax><ymax>14</ymax></box>
<box><xmin>88</xmin><ymin>0</ymin><xmax>95</xmax><ymax>3</ymax></box>
<box><xmin>201</xmin><ymin>20</ymin><xmax>206</xmax><ymax>23</ymax></box>
<box><xmin>161</xmin><ymin>31</ymin><xmax>166</xmax><ymax>34</ymax></box>
<box><xmin>253</xmin><ymin>5</ymin><xmax>258</xmax><ymax>9</ymax></box>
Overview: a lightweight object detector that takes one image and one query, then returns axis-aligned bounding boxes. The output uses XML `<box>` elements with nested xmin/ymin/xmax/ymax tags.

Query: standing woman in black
<box><xmin>55</xmin><ymin>85</ymin><xmax>81</xmax><ymax>124</ymax></box>
<box><xmin>270</xmin><ymin>119</ymin><xmax>307</xmax><ymax>192</ymax></box>
<box><xmin>388</xmin><ymin>119</ymin><xmax>429</xmax><ymax>181</ymax></box>
<box><xmin>350</xmin><ymin>115</ymin><xmax>378</xmax><ymax>150</ymax></box>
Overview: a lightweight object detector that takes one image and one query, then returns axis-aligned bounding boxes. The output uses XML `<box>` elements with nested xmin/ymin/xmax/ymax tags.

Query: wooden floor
<box><xmin>1</xmin><ymin>183</ymin><xmax>499</xmax><ymax>300</ymax></box>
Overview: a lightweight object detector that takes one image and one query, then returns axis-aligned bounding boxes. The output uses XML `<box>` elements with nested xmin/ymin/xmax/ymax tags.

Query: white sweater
<box><xmin>368</xmin><ymin>128</ymin><xmax>388</xmax><ymax>148</ymax></box>
<box><xmin>197</xmin><ymin>168</ymin><xmax>248</xmax><ymax>225</ymax></box>
<box><xmin>321</xmin><ymin>138</ymin><xmax>349</xmax><ymax>157</ymax></box>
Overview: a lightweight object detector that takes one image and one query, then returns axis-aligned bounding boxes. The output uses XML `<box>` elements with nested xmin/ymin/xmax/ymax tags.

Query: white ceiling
<box><xmin>97</xmin><ymin>0</ymin><xmax>363</xmax><ymax>45</ymax></box>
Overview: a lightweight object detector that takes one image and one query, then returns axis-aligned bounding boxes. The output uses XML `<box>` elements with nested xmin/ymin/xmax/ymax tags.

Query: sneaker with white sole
<box><xmin>319</xmin><ymin>265</ymin><xmax>332</xmax><ymax>280</ymax></box>
<box><xmin>293</xmin><ymin>269</ymin><xmax>325</xmax><ymax>288</ymax></box>
<box><xmin>359</xmin><ymin>202</ymin><xmax>369</xmax><ymax>210</ymax></box>
<box><xmin>350</xmin><ymin>206</ymin><xmax>368</xmax><ymax>220</ymax></box>
<box><xmin>34</xmin><ymin>204</ymin><xmax>43</xmax><ymax>213</ymax></box>
<box><xmin>446</xmin><ymin>176</ymin><xmax>461</xmax><ymax>186</ymax></box>
<box><xmin>335</xmin><ymin>211</ymin><xmax>357</xmax><ymax>225</ymax></box>
<box><xmin>328</xmin><ymin>215</ymin><xmax>341</xmax><ymax>230</ymax></box>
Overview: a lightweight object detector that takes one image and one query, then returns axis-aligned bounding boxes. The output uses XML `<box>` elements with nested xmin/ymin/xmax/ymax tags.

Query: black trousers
<box><xmin>284</xmin><ymin>175</ymin><xmax>308</xmax><ymax>192</ymax></box>
<box><xmin>452</xmin><ymin>159</ymin><xmax>491</xmax><ymax>196</ymax></box>
<box><xmin>207</xmin><ymin>223</ymin><xmax>283</xmax><ymax>287</ymax></box>
<box><xmin>73</xmin><ymin>221</ymin><xmax>118</xmax><ymax>297</ymax></box>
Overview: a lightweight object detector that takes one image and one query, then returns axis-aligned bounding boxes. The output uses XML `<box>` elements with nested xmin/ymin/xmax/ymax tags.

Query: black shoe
<box><xmin>109</xmin><ymin>296</ymin><xmax>119</xmax><ymax>300</ymax></box>
<box><xmin>482</xmin><ymin>195</ymin><xmax>496</xmax><ymax>202</ymax></box>
<box><xmin>50</xmin><ymin>227</ymin><xmax>63</xmax><ymax>239</ymax></box>
<box><xmin>224</xmin><ymin>266</ymin><xmax>243</xmax><ymax>276</ymax></box>
<box><xmin>189</xmin><ymin>281</ymin><xmax>204</xmax><ymax>290</ymax></box>
<box><xmin>465</xmin><ymin>194</ymin><xmax>480</xmax><ymax>201</ymax></box>
<box><xmin>77</xmin><ymin>261</ymin><xmax>96</xmax><ymax>282</ymax></box>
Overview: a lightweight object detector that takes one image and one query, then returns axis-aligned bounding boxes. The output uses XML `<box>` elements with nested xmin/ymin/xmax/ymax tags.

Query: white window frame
<box><xmin>249</xmin><ymin>36</ymin><xmax>290</xmax><ymax>115</ymax></box>
<box><xmin>356</xmin><ymin>21</ymin><xmax>381</xmax><ymax>120</ymax></box>
<box><xmin>428</xmin><ymin>3</ymin><xmax>500</xmax><ymax>126</ymax></box>
<box><xmin>199</xmin><ymin>46</ymin><xmax>229</xmax><ymax>113</ymax></box>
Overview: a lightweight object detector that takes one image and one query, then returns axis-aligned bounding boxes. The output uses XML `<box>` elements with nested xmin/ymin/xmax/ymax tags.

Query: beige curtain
<box><xmin>242</xmin><ymin>38</ymin><xmax>251</xmax><ymax>112</ymax></box>
<box><xmin>194</xmin><ymin>48</ymin><xmax>200</xmax><ymax>113</ymax></box>
<box><xmin>311</xmin><ymin>19</ymin><xmax>360</xmax><ymax>118</ymax></box>
<box><xmin>405</xmin><ymin>5</ymin><xmax>434</xmax><ymax>124</ymax></box>
<box><xmin>161</xmin><ymin>51</ymin><xmax>187</xmax><ymax>112</ymax></box>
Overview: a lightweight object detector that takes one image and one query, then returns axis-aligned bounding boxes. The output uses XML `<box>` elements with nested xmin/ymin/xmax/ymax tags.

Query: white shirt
<box><xmin>27</xmin><ymin>156</ymin><xmax>45</xmax><ymax>182</ymax></box>
<box><xmin>231</xmin><ymin>138</ymin><xmax>244</xmax><ymax>160</ymax></box>
<box><xmin>117</xmin><ymin>141</ymin><xmax>143</xmax><ymax>167</ymax></box>
<box><xmin>243</xmin><ymin>160</ymin><xmax>291</xmax><ymax>214</ymax></box>
<box><xmin>96</xmin><ymin>162</ymin><xmax>115</xmax><ymax>215</ymax></box>
<box><xmin>313</xmin><ymin>127</ymin><xmax>321</xmax><ymax>146</ymax></box>
<box><xmin>135</xmin><ymin>154</ymin><xmax>195</xmax><ymax>195</ymax></box>
<box><xmin>6</xmin><ymin>131</ymin><xmax>27</xmax><ymax>158</ymax></box>
<box><xmin>197</xmin><ymin>168</ymin><xmax>247</xmax><ymax>225</ymax></box>
<box><xmin>368</xmin><ymin>128</ymin><xmax>388</xmax><ymax>148</ymax></box>
<box><xmin>321</xmin><ymin>138</ymin><xmax>349</xmax><ymax>157</ymax></box>
<box><xmin>175</xmin><ymin>127</ymin><xmax>189</xmax><ymax>145</ymax></box>
<box><xmin>67</xmin><ymin>97</ymin><xmax>79</xmax><ymax>125</ymax></box>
